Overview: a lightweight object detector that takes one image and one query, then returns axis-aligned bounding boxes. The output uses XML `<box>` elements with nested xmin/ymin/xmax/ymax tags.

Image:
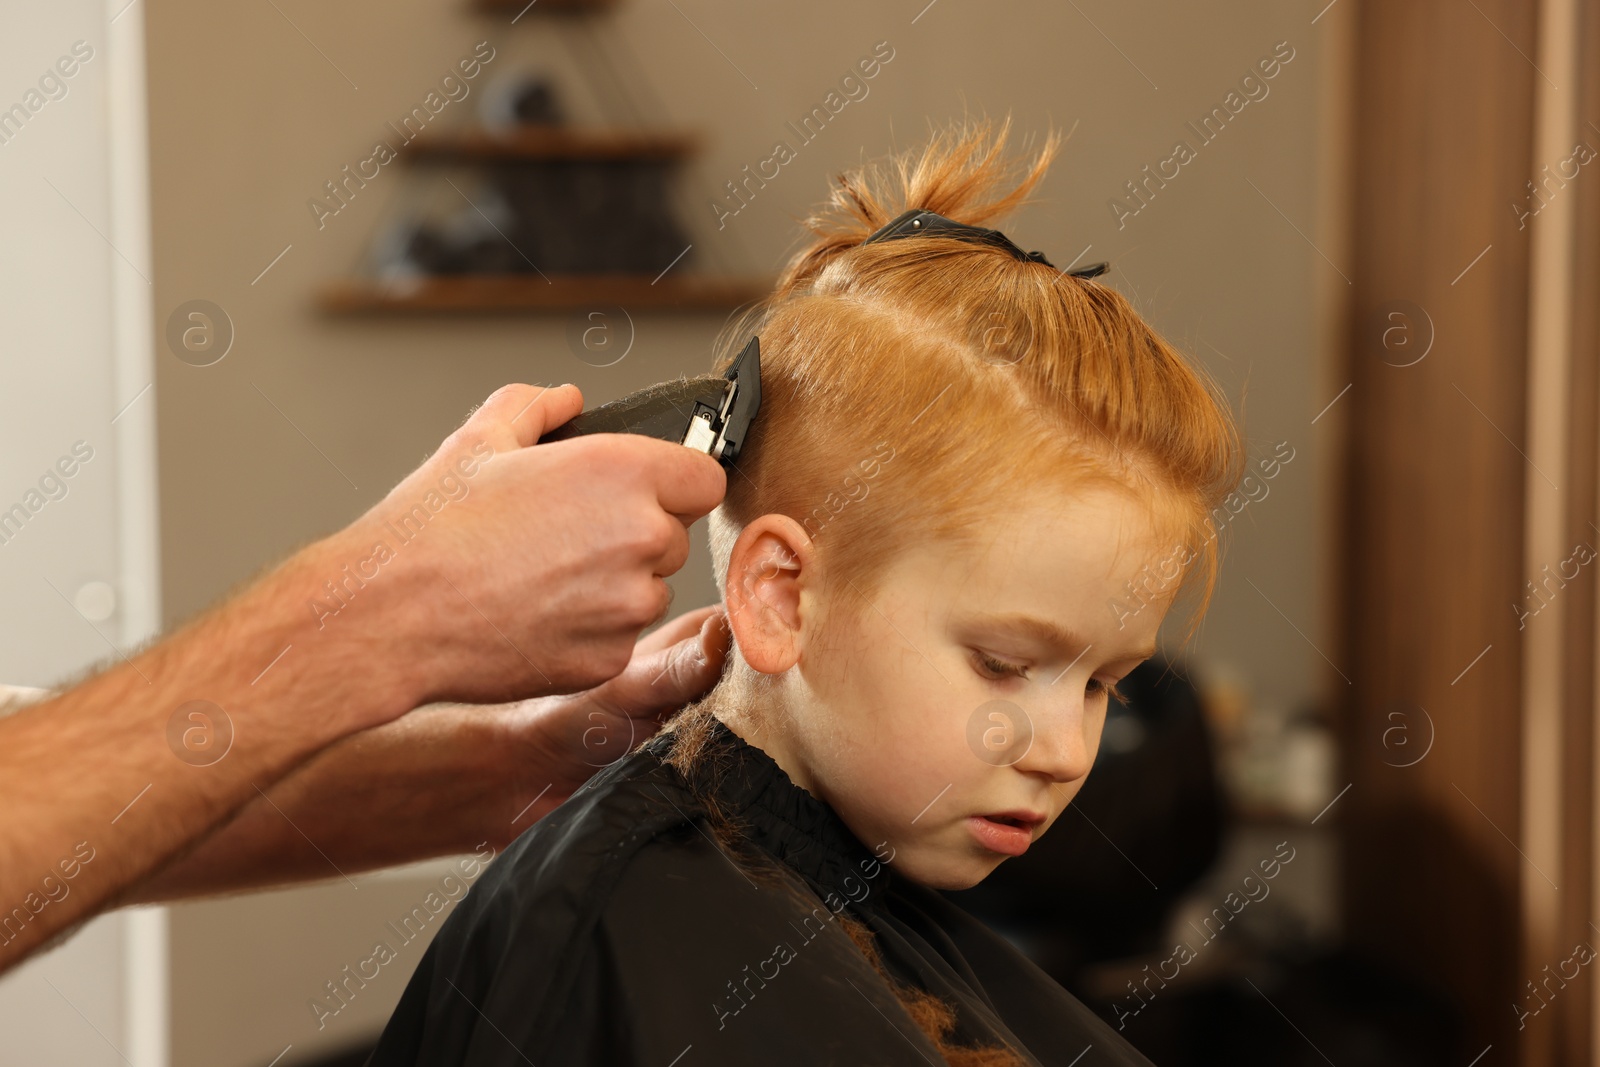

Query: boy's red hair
<box><xmin>710</xmin><ymin>116</ymin><xmax>1244</xmax><ymax>654</ymax></box>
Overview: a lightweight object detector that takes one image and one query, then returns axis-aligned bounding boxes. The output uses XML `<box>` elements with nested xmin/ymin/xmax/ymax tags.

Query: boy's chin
<box><xmin>899</xmin><ymin>852</ymin><xmax>1007</xmax><ymax>892</ymax></box>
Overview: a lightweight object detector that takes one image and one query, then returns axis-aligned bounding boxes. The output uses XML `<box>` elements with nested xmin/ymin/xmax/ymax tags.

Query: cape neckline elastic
<box><xmin>647</xmin><ymin>714</ymin><xmax>895</xmax><ymax>906</ymax></box>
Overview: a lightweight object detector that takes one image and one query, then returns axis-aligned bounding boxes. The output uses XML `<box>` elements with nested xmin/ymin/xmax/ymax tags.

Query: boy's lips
<box><xmin>980</xmin><ymin>809</ymin><xmax>1047</xmax><ymax>829</ymax></box>
<box><xmin>967</xmin><ymin>810</ymin><xmax>1046</xmax><ymax>856</ymax></box>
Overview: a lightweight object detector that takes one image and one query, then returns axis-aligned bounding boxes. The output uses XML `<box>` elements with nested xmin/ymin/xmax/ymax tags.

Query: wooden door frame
<box><xmin>1340</xmin><ymin>0</ymin><xmax>1600</xmax><ymax>1063</ymax></box>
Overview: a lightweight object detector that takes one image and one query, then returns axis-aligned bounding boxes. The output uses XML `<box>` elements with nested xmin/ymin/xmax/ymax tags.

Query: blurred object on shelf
<box><xmin>365</xmin><ymin>162</ymin><xmax>688</xmax><ymax>278</ymax></box>
<box><xmin>370</xmin><ymin>186</ymin><xmax>524</xmax><ymax>278</ymax></box>
<box><xmin>1196</xmin><ymin>661</ymin><xmax>1336</xmax><ymax>823</ymax></box>
<box><xmin>487</xmin><ymin>161</ymin><xmax>688</xmax><ymax>273</ymax></box>
<box><xmin>480</xmin><ymin>71</ymin><xmax>564</xmax><ymax>128</ymax></box>
<box><xmin>1196</xmin><ymin>659</ymin><xmax>1250</xmax><ymax>748</ymax></box>
<box><xmin>400</xmin><ymin>128</ymin><xmax>698</xmax><ymax>164</ymax></box>
<box><xmin>1278</xmin><ymin>709</ymin><xmax>1338</xmax><ymax>821</ymax></box>
<box><xmin>318</xmin><ymin>0</ymin><xmax>760</xmax><ymax>317</ymax></box>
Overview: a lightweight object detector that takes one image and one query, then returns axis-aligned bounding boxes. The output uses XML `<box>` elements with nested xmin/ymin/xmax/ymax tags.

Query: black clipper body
<box><xmin>541</xmin><ymin>336</ymin><xmax>762</xmax><ymax>469</ymax></box>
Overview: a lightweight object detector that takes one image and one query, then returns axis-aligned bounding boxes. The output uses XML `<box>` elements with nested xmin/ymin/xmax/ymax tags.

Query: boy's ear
<box><xmin>724</xmin><ymin>514</ymin><xmax>814</xmax><ymax>674</ymax></box>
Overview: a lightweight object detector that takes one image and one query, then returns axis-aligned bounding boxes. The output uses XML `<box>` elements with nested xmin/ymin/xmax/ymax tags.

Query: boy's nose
<box><xmin>1013</xmin><ymin>697</ymin><xmax>1096</xmax><ymax>784</ymax></box>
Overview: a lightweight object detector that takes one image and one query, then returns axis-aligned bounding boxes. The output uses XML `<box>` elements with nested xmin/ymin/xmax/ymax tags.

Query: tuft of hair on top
<box><xmin>709</xmin><ymin>115</ymin><xmax>1245</xmax><ymax>660</ymax></box>
<box><xmin>772</xmin><ymin>114</ymin><xmax>1061</xmax><ymax>300</ymax></box>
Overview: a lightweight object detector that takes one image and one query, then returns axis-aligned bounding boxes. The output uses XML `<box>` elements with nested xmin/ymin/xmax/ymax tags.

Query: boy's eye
<box><xmin>973</xmin><ymin>651</ymin><xmax>1028</xmax><ymax>680</ymax></box>
<box><xmin>972</xmin><ymin>651</ymin><xmax>1131</xmax><ymax>706</ymax></box>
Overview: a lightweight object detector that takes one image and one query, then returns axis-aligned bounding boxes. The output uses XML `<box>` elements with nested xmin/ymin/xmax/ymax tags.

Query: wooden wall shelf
<box><xmin>318</xmin><ymin>274</ymin><xmax>770</xmax><ymax>314</ymax></box>
<box><xmin>403</xmin><ymin>128</ymin><xmax>698</xmax><ymax>163</ymax></box>
<box><xmin>474</xmin><ymin>0</ymin><xmax>619</xmax><ymax>12</ymax></box>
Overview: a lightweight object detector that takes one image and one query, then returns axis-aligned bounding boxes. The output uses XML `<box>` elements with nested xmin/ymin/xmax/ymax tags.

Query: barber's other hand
<box><xmin>493</xmin><ymin>602</ymin><xmax>730</xmax><ymax>835</ymax></box>
<box><xmin>126</xmin><ymin>605</ymin><xmax>732</xmax><ymax>902</ymax></box>
<box><xmin>320</xmin><ymin>383</ymin><xmax>727</xmax><ymax>711</ymax></box>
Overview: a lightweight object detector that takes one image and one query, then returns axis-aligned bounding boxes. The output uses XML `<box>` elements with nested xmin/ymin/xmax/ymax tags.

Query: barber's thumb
<box><xmin>623</xmin><ymin>610</ymin><xmax>729</xmax><ymax>715</ymax></box>
<box><xmin>693</xmin><ymin>607</ymin><xmax>732</xmax><ymax>672</ymax></box>
<box><xmin>469</xmin><ymin>383</ymin><xmax>584</xmax><ymax>450</ymax></box>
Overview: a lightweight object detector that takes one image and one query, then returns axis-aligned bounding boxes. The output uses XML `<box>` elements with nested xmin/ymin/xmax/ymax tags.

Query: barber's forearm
<box><xmin>126</xmin><ymin>704</ymin><xmax>511</xmax><ymax>903</ymax></box>
<box><xmin>128</xmin><ymin>604</ymin><xmax>730</xmax><ymax>904</ymax></box>
<box><xmin>0</xmin><ymin>528</ymin><xmax>421</xmax><ymax>970</ymax></box>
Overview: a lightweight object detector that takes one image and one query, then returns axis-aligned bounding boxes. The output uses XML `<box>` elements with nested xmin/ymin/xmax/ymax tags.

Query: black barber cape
<box><xmin>366</xmin><ymin>716</ymin><xmax>1156</xmax><ymax>1067</ymax></box>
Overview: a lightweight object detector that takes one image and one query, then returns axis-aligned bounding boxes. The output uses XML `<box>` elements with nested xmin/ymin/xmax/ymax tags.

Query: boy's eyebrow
<box><xmin>964</xmin><ymin>612</ymin><xmax>1156</xmax><ymax>664</ymax></box>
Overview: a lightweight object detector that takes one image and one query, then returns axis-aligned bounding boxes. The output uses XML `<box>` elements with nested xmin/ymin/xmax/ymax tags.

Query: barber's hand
<box><xmin>493</xmin><ymin>602</ymin><xmax>732</xmax><ymax>834</ymax></box>
<box><xmin>3</xmin><ymin>383</ymin><xmax>726</xmax><ymax>956</ymax></box>
<box><xmin>127</xmin><ymin>605</ymin><xmax>731</xmax><ymax>902</ymax></box>
<box><xmin>321</xmin><ymin>383</ymin><xmax>727</xmax><ymax>712</ymax></box>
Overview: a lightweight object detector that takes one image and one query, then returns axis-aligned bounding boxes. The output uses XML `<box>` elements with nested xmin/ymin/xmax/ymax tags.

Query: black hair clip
<box><xmin>861</xmin><ymin>208</ymin><xmax>1109</xmax><ymax>279</ymax></box>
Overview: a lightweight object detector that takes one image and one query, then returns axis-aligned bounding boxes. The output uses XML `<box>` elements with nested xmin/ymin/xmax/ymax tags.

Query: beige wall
<box><xmin>144</xmin><ymin>1</ymin><xmax>1338</xmax><ymax>1063</ymax></box>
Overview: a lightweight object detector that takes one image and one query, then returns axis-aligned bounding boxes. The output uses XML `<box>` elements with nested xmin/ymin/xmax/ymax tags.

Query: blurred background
<box><xmin>1</xmin><ymin>0</ymin><xmax>1594</xmax><ymax>1064</ymax></box>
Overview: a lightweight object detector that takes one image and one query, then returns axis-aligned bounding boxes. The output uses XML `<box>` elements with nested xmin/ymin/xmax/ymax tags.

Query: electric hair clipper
<box><xmin>540</xmin><ymin>336</ymin><xmax>762</xmax><ymax>469</ymax></box>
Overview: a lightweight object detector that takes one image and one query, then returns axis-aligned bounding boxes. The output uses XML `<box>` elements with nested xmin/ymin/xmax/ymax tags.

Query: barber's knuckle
<box><xmin>615</xmin><ymin>511</ymin><xmax>667</xmax><ymax>558</ymax></box>
<box><xmin>483</xmin><ymin>383</ymin><xmax>530</xmax><ymax>408</ymax></box>
<box><xmin>623</xmin><ymin>589</ymin><xmax>660</xmax><ymax>629</ymax></box>
<box><xmin>462</xmin><ymin>385</ymin><xmax>530</xmax><ymax>430</ymax></box>
<box><xmin>607</xmin><ymin>638</ymin><xmax>637</xmax><ymax>672</ymax></box>
<box><xmin>587</xmin><ymin>641</ymin><xmax>633</xmax><ymax>682</ymax></box>
<box><xmin>648</xmin><ymin>511</ymin><xmax>682</xmax><ymax>555</ymax></box>
<box><xmin>609</xmin><ymin>580</ymin><xmax>659</xmax><ymax>629</ymax></box>
<box><xmin>607</xmin><ymin>432</ymin><xmax>650</xmax><ymax>456</ymax></box>
<box><xmin>592</xmin><ymin>436</ymin><xmax>640</xmax><ymax>471</ymax></box>
<box><xmin>449</xmin><ymin>421</ymin><xmax>485</xmax><ymax>447</ymax></box>
<box><xmin>441</xmin><ymin>431</ymin><xmax>487</xmax><ymax>467</ymax></box>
